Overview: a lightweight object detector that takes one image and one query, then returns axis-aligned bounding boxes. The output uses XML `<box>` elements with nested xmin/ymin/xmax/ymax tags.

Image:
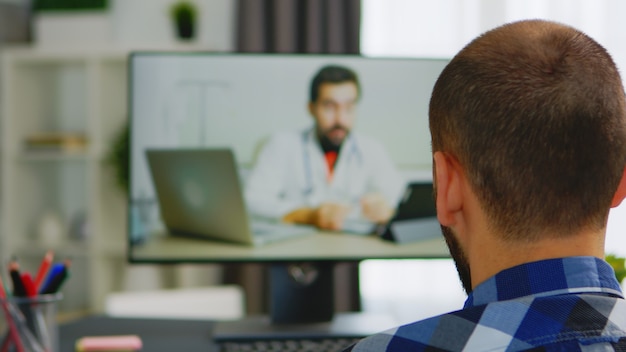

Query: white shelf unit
<box><xmin>1</xmin><ymin>47</ymin><xmax>129</xmax><ymax>313</ymax></box>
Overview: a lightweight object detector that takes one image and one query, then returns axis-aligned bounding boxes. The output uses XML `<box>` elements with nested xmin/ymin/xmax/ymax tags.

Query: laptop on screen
<box><xmin>378</xmin><ymin>181</ymin><xmax>442</xmax><ymax>244</ymax></box>
<box><xmin>339</xmin><ymin>181</ymin><xmax>441</xmax><ymax>242</ymax></box>
<box><xmin>145</xmin><ymin>148</ymin><xmax>316</xmax><ymax>246</ymax></box>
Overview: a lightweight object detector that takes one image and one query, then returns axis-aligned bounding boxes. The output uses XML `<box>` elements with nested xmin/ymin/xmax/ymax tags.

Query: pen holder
<box><xmin>1</xmin><ymin>293</ymin><xmax>62</xmax><ymax>352</ymax></box>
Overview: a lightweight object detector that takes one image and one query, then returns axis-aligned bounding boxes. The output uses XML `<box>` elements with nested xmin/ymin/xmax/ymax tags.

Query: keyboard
<box><xmin>217</xmin><ymin>337</ymin><xmax>361</xmax><ymax>352</ymax></box>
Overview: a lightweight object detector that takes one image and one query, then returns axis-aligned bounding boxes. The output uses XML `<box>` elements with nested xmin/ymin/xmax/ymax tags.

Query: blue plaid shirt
<box><xmin>346</xmin><ymin>257</ymin><xmax>626</xmax><ymax>351</ymax></box>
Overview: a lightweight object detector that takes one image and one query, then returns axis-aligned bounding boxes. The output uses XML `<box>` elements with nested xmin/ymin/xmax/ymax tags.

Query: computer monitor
<box><xmin>128</xmin><ymin>52</ymin><xmax>450</xmax><ymax>336</ymax></box>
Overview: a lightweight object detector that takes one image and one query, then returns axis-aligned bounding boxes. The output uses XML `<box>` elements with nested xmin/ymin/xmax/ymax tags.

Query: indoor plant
<box><xmin>170</xmin><ymin>1</ymin><xmax>198</xmax><ymax>40</ymax></box>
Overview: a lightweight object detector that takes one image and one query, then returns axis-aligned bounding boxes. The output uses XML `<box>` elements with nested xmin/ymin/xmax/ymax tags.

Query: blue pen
<box><xmin>39</xmin><ymin>262</ymin><xmax>67</xmax><ymax>295</ymax></box>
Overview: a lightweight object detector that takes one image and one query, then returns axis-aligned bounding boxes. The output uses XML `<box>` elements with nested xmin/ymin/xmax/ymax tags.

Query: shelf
<box><xmin>15</xmin><ymin>150</ymin><xmax>90</xmax><ymax>162</ymax></box>
<box><xmin>8</xmin><ymin>234</ymin><xmax>126</xmax><ymax>259</ymax></box>
<box><xmin>11</xmin><ymin>239</ymin><xmax>91</xmax><ymax>257</ymax></box>
<box><xmin>1</xmin><ymin>47</ymin><xmax>129</xmax><ymax>313</ymax></box>
<box><xmin>1</xmin><ymin>44</ymin><xmax>212</xmax><ymax>64</ymax></box>
<box><xmin>2</xmin><ymin>46</ymin><xmax>125</xmax><ymax>64</ymax></box>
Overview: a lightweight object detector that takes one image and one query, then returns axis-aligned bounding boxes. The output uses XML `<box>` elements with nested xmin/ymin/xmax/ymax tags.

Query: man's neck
<box><xmin>468</xmin><ymin>229</ymin><xmax>606</xmax><ymax>289</ymax></box>
<box><xmin>449</xmin><ymin>179</ymin><xmax>606</xmax><ymax>290</ymax></box>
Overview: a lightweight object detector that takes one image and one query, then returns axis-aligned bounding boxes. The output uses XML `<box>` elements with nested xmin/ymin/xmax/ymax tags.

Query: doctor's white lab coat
<box><xmin>244</xmin><ymin>128</ymin><xmax>406</xmax><ymax>223</ymax></box>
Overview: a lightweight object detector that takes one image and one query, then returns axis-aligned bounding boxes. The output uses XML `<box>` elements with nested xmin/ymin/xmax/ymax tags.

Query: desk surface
<box><xmin>61</xmin><ymin>316</ymin><xmax>217</xmax><ymax>351</ymax></box>
<box><xmin>60</xmin><ymin>314</ymin><xmax>394</xmax><ymax>351</ymax></box>
<box><xmin>131</xmin><ymin>230</ymin><xmax>449</xmax><ymax>262</ymax></box>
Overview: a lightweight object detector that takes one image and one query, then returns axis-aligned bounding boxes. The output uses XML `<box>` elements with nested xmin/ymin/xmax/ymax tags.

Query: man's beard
<box><xmin>318</xmin><ymin>125</ymin><xmax>350</xmax><ymax>151</ymax></box>
<box><xmin>441</xmin><ymin>225</ymin><xmax>473</xmax><ymax>294</ymax></box>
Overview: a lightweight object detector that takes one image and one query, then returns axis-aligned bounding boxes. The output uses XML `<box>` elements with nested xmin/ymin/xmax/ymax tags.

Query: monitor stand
<box><xmin>213</xmin><ymin>262</ymin><xmax>398</xmax><ymax>340</ymax></box>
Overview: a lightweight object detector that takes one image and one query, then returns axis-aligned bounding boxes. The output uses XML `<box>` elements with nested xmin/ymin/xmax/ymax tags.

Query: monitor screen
<box><xmin>128</xmin><ymin>53</ymin><xmax>450</xmax><ymax>264</ymax></box>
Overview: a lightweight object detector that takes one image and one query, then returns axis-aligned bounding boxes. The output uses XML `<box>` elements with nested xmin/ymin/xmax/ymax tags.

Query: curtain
<box><xmin>0</xmin><ymin>2</ymin><xmax>32</xmax><ymax>44</ymax></box>
<box><xmin>236</xmin><ymin>0</ymin><xmax>361</xmax><ymax>54</ymax></box>
<box><xmin>225</xmin><ymin>0</ymin><xmax>362</xmax><ymax>316</ymax></box>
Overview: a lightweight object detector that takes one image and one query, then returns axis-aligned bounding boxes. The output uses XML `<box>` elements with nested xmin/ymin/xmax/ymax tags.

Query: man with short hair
<box><xmin>346</xmin><ymin>19</ymin><xmax>626</xmax><ymax>351</ymax></box>
<box><xmin>246</xmin><ymin>65</ymin><xmax>405</xmax><ymax>232</ymax></box>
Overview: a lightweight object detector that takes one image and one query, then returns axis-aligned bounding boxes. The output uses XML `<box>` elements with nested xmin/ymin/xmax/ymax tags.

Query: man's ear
<box><xmin>433</xmin><ymin>151</ymin><xmax>464</xmax><ymax>226</ymax></box>
<box><xmin>611</xmin><ymin>167</ymin><xmax>626</xmax><ymax>207</ymax></box>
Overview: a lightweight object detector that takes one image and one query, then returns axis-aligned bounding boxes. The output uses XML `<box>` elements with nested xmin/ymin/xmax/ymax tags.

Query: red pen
<box><xmin>0</xmin><ymin>274</ymin><xmax>7</xmax><ymax>299</ymax></box>
<box><xmin>20</xmin><ymin>273</ymin><xmax>37</xmax><ymax>298</ymax></box>
<box><xmin>34</xmin><ymin>251</ymin><xmax>53</xmax><ymax>292</ymax></box>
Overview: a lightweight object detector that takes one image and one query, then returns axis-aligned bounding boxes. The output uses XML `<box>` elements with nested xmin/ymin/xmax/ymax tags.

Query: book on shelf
<box><xmin>23</xmin><ymin>132</ymin><xmax>88</xmax><ymax>152</ymax></box>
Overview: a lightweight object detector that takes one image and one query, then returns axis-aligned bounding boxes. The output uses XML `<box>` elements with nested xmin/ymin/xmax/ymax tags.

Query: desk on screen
<box><xmin>130</xmin><ymin>231</ymin><xmax>449</xmax><ymax>262</ymax></box>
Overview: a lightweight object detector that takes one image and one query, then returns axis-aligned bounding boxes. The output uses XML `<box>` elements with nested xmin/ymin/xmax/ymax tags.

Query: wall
<box><xmin>110</xmin><ymin>0</ymin><xmax>235</xmax><ymax>51</ymax></box>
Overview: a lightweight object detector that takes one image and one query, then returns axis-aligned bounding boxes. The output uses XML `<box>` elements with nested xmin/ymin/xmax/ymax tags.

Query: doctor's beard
<box><xmin>318</xmin><ymin>125</ymin><xmax>350</xmax><ymax>152</ymax></box>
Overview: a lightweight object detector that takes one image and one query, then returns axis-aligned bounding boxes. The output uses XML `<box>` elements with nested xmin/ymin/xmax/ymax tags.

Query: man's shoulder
<box><xmin>350</xmin><ymin>132</ymin><xmax>380</xmax><ymax>145</ymax></box>
<box><xmin>347</xmin><ymin>294</ymin><xmax>626</xmax><ymax>351</ymax></box>
<box><xmin>344</xmin><ymin>312</ymin><xmax>451</xmax><ymax>352</ymax></box>
<box><xmin>349</xmin><ymin>132</ymin><xmax>387</xmax><ymax>154</ymax></box>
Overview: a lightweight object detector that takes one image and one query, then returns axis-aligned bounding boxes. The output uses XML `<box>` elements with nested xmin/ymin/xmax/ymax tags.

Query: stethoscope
<box><xmin>301</xmin><ymin>128</ymin><xmax>363</xmax><ymax>197</ymax></box>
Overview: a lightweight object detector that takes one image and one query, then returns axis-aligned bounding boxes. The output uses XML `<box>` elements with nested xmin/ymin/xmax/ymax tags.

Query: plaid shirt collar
<box><xmin>465</xmin><ymin>256</ymin><xmax>624</xmax><ymax>308</ymax></box>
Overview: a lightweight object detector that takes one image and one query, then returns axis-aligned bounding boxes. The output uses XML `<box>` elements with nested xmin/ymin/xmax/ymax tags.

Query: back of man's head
<box><xmin>429</xmin><ymin>19</ymin><xmax>626</xmax><ymax>241</ymax></box>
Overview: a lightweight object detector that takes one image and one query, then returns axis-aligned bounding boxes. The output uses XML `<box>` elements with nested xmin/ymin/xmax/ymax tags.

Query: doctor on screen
<box><xmin>245</xmin><ymin>65</ymin><xmax>405</xmax><ymax>232</ymax></box>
